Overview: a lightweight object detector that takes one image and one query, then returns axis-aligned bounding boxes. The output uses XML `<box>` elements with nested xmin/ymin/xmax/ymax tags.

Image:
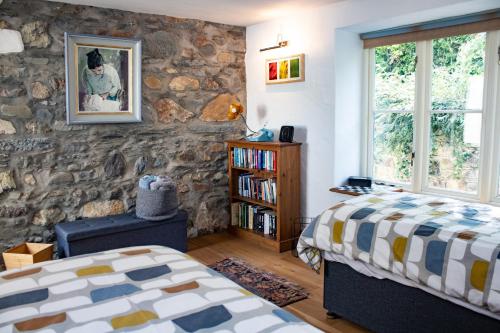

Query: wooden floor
<box><xmin>188</xmin><ymin>232</ymin><xmax>368</xmax><ymax>333</ymax></box>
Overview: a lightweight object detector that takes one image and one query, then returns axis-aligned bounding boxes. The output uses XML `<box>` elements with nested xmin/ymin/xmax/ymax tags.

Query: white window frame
<box><xmin>364</xmin><ymin>30</ymin><xmax>500</xmax><ymax>203</ymax></box>
<box><xmin>366</xmin><ymin>46</ymin><xmax>417</xmax><ymax>191</ymax></box>
<box><xmin>484</xmin><ymin>31</ymin><xmax>500</xmax><ymax>203</ymax></box>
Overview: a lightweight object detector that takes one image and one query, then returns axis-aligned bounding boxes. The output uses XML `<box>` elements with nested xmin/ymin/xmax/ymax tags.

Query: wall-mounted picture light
<box><xmin>259</xmin><ymin>33</ymin><xmax>288</xmax><ymax>52</ymax></box>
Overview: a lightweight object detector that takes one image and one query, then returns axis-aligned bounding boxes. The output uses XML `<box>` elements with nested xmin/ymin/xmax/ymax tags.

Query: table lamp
<box><xmin>227</xmin><ymin>103</ymin><xmax>274</xmax><ymax>142</ymax></box>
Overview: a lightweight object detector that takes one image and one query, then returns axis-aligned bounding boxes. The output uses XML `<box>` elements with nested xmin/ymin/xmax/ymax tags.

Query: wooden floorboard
<box><xmin>188</xmin><ymin>232</ymin><xmax>368</xmax><ymax>333</ymax></box>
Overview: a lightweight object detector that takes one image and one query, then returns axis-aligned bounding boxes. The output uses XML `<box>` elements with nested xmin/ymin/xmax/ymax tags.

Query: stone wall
<box><xmin>0</xmin><ymin>0</ymin><xmax>246</xmax><ymax>254</ymax></box>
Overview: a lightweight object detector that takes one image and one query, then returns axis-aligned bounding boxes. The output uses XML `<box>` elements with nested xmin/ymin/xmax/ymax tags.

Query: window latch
<box><xmin>414</xmin><ymin>56</ymin><xmax>418</xmax><ymax>71</ymax></box>
<box><xmin>410</xmin><ymin>152</ymin><xmax>415</xmax><ymax>167</ymax></box>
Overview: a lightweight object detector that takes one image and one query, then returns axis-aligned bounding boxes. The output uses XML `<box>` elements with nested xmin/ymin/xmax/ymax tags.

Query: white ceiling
<box><xmin>48</xmin><ymin>0</ymin><xmax>344</xmax><ymax>26</ymax></box>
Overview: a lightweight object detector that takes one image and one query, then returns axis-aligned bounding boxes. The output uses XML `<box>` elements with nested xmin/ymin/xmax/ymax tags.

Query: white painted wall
<box><xmin>245</xmin><ymin>0</ymin><xmax>499</xmax><ymax>217</ymax></box>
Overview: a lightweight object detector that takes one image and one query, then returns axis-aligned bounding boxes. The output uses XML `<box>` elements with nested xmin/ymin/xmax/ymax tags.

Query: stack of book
<box><xmin>237</xmin><ymin>174</ymin><xmax>277</xmax><ymax>204</ymax></box>
<box><xmin>231</xmin><ymin>202</ymin><xmax>277</xmax><ymax>238</ymax></box>
<box><xmin>231</xmin><ymin>148</ymin><xmax>276</xmax><ymax>171</ymax></box>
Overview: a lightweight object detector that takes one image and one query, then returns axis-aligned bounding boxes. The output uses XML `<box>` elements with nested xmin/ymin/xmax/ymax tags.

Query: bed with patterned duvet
<box><xmin>0</xmin><ymin>245</ymin><xmax>321</xmax><ymax>333</ymax></box>
<box><xmin>298</xmin><ymin>192</ymin><xmax>500</xmax><ymax>320</ymax></box>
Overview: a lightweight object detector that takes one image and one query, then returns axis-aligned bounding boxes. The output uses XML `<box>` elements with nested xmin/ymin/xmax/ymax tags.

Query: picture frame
<box><xmin>64</xmin><ymin>33</ymin><xmax>142</xmax><ymax>124</ymax></box>
<box><xmin>265</xmin><ymin>53</ymin><xmax>305</xmax><ymax>85</ymax></box>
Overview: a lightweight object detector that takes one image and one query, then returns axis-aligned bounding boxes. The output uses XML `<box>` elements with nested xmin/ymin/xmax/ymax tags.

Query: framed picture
<box><xmin>265</xmin><ymin>53</ymin><xmax>305</xmax><ymax>85</ymax></box>
<box><xmin>64</xmin><ymin>33</ymin><xmax>142</xmax><ymax>124</ymax></box>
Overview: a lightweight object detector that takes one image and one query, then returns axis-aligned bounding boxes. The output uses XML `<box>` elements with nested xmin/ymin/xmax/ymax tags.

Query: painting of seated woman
<box><xmin>65</xmin><ymin>33</ymin><xmax>141</xmax><ymax>124</ymax></box>
<box><xmin>79</xmin><ymin>47</ymin><xmax>128</xmax><ymax>112</ymax></box>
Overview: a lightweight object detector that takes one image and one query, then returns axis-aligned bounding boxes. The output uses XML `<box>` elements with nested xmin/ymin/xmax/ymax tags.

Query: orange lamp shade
<box><xmin>227</xmin><ymin>103</ymin><xmax>243</xmax><ymax>120</ymax></box>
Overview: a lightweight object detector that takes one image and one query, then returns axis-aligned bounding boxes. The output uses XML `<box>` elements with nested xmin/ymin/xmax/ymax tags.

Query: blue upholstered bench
<box><xmin>55</xmin><ymin>210</ymin><xmax>187</xmax><ymax>257</ymax></box>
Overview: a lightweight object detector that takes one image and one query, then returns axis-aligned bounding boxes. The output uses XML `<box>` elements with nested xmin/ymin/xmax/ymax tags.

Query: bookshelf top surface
<box><xmin>225</xmin><ymin>140</ymin><xmax>302</xmax><ymax>147</ymax></box>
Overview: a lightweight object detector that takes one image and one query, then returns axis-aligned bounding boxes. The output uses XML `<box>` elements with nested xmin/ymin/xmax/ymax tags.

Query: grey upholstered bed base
<box><xmin>324</xmin><ymin>260</ymin><xmax>500</xmax><ymax>333</ymax></box>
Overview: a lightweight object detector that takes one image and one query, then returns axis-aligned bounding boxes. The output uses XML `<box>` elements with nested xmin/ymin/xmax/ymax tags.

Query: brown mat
<box><xmin>209</xmin><ymin>257</ymin><xmax>308</xmax><ymax>307</ymax></box>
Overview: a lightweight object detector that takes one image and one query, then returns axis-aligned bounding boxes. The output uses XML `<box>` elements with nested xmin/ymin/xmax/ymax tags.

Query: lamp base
<box><xmin>245</xmin><ymin>129</ymin><xmax>274</xmax><ymax>142</ymax></box>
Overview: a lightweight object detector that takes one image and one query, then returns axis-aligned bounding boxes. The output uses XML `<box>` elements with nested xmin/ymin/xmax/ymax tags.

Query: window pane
<box><xmin>432</xmin><ymin>33</ymin><xmax>486</xmax><ymax>110</ymax></box>
<box><xmin>373</xmin><ymin>113</ymin><xmax>413</xmax><ymax>183</ymax></box>
<box><xmin>428</xmin><ymin>113</ymin><xmax>481</xmax><ymax>193</ymax></box>
<box><xmin>375</xmin><ymin>42</ymin><xmax>416</xmax><ymax>111</ymax></box>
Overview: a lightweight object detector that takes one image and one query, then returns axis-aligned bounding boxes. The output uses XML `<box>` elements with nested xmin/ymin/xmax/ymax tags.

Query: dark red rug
<box><xmin>208</xmin><ymin>257</ymin><xmax>309</xmax><ymax>307</ymax></box>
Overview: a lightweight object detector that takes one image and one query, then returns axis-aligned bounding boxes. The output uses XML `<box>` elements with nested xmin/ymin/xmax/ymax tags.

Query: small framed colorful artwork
<box><xmin>266</xmin><ymin>54</ymin><xmax>304</xmax><ymax>85</ymax></box>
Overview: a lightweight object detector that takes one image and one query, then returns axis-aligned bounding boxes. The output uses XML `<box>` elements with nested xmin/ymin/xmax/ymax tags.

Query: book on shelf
<box><xmin>231</xmin><ymin>202</ymin><xmax>239</xmax><ymax>226</ymax></box>
<box><xmin>231</xmin><ymin>147</ymin><xmax>277</xmax><ymax>171</ymax></box>
<box><xmin>231</xmin><ymin>202</ymin><xmax>277</xmax><ymax>238</ymax></box>
<box><xmin>237</xmin><ymin>173</ymin><xmax>276</xmax><ymax>205</ymax></box>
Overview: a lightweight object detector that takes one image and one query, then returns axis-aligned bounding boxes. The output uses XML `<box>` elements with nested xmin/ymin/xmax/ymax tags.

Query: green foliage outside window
<box><xmin>374</xmin><ymin>34</ymin><xmax>485</xmax><ymax>186</ymax></box>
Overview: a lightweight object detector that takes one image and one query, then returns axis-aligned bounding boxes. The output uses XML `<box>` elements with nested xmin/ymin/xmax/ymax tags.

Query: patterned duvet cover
<box><xmin>298</xmin><ymin>192</ymin><xmax>500</xmax><ymax>314</ymax></box>
<box><xmin>0</xmin><ymin>245</ymin><xmax>320</xmax><ymax>333</ymax></box>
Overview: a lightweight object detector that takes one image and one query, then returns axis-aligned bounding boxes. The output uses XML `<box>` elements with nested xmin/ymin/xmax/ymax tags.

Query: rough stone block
<box><xmin>21</xmin><ymin>21</ymin><xmax>51</xmax><ymax>48</ymax></box>
<box><xmin>49</xmin><ymin>172</ymin><xmax>74</xmax><ymax>185</ymax></box>
<box><xmin>33</xmin><ymin>207</ymin><xmax>66</xmax><ymax>226</ymax></box>
<box><xmin>104</xmin><ymin>151</ymin><xmax>126</xmax><ymax>178</ymax></box>
<box><xmin>144</xmin><ymin>75</ymin><xmax>162</xmax><ymax>90</ymax></box>
<box><xmin>81</xmin><ymin>200</ymin><xmax>125</xmax><ymax>218</ymax></box>
<box><xmin>200</xmin><ymin>94</ymin><xmax>240</xmax><ymax>122</ymax></box>
<box><xmin>168</xmin><ymin>76</ymin><xmax>200</xmax><ymax>91</ymax></box>
<box><xmin>154</xmin><ymin>98</ymin><xmax>194</xmax><ymax>124</ymax></box>
<box><xmin>0</xmin><ymin>170</ymin><xmax>16</xmax><ymax>194</ymax></box>
<box><xmin>1</xmin><ymin>104</ymin><xmax>32</xmax><ymax>118</ymax></box>
<box><xmin>0</xmin><ymin>29</ymin><xmax>24</xmax><ymax>54</ymax></box>
<box><xmin>0</xmin><ymin>119</ymin><xmax>16</xmax><ymax>135</ymax></box>
<box><xmin>31</xmin><ymin>81</ymin><xmax>51</xmax><ymax>99</ymax></box>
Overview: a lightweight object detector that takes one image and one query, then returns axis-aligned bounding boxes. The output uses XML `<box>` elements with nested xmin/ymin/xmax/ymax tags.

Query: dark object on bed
<box><xmin>324</xmin><ymin>260</ymin><xmax>500</xmax><ymax>333</ymax></box>
<box><xmin>55</xmin><ymin>210</ymin><xmax>187</xmax><ymax>257</ymax></box>
<box><xmin>347</xmin><ymin>176</ymin><xmax>372</xmax><ymax>187</ymax></box>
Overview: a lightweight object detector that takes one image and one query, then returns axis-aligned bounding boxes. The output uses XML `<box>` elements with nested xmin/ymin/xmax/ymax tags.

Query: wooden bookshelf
<box><xmin>226</xmin><ymin>140</ymin><xmax>301</xmax><ymax>252</ymax></box>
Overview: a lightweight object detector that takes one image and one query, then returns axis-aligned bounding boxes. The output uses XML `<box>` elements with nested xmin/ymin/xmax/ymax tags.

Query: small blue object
<box><xmin>394</xmin><ymin>202</ymin><xmax>417</xmax><ymax>209</ymax></box>
<box><xmin>457</xmin><ymin>218</ymin><xmax>481</xmax><ymax>227</ymax></box>
<box><xmin>351</xmin><ymin>208</ymin><xmax>376</xmax><ymax>220</ymax></box>
<box><xmin>273</xmin><ymin>309</ymin><xmax>302</xmax><ymax>322</ymax></box>
<box><xmin>425</xmin><ymin>240</ymin><xmax>447</xmax><ymax>276</ymax></box>
<box><xmin>0</xmin><ymin>288</ymin><xmax>49</xmax><ymax>310</ymax></box>
<box><xmin>357</xmin><ymin>222</ymin><xmax>375</xmax><ymax>252</ymax></box>
<box><xmin>302</xmin><ymin>217</ymin><xmax>318</xmax><ymax>238</ymax></box>
<box><xmin>139</xmin><ymin>175</ymin><xmax>156</xmax><ymax>189</ymax></box>
<box><xmin>461</xmin><ymin>207</ymin><xmax>478</xmax><ymax>218</ymax></box>
<box><xmin>246</xmin><ymin>128</ymin><xmax>274</xmax><ymax>142</ymax></box>
<box><xmin>126</xmin><ymin>265</ymin><xmax>172</xmax><ymax>281</ymax></box>
<box><xmin>173</xmin><ymin>305</ymin><xmax>232</xmax><ymax>332</ymax></box>
<box><xmin>90</xmin><ymin>284</ymin><xmax>140</xmax><ymax>303</ymax></box>
<box><xmin>414</xmin><ymin>221</ymin><xmax>441</xmax><ymax>237</ymax></box>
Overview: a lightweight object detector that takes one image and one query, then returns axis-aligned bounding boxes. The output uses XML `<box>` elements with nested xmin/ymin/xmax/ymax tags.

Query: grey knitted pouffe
<box><xmin>136</xmin><ymin>181</ymin><xmax>178</xmax><ymax>221</ymax></box>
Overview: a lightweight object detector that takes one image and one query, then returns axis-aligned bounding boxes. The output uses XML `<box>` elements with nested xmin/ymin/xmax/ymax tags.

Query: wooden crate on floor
<box><xmin>3</xmin><ymin>243</ymin><xmax>53</xmax><ymax>270</ymax></box>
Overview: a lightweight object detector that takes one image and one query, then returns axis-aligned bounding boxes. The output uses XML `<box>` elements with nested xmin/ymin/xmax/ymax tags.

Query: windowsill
<box><xmin>405</xmin><ymin>188</ymin><xmax>500</xmax><ymax>207</ymax></box>
<box><xmin>419</xmin><ymin>189</ymin><xmax>479</xmax><ymax>202</ymax></box>
<box><xmin>373</xmin><ymin>178</ymin><xmax>500</xmax><ymax>206</ymax></box>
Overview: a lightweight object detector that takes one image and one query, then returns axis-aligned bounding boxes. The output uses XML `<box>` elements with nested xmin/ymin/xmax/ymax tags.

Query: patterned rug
<box><xmin>208</xmin><ymin>257</ymin><xmax>309</xmax><ymax>307</ymax></box>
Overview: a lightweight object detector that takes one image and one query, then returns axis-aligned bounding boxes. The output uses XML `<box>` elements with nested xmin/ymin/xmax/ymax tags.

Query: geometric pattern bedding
<box><xmin>0</xmin><ymin>245</ymin><xmax>321</xmax><ymax>333</ymax></box>
<box><xmin>297</xmin><ymin>192</ymin><xmax>500</xmax><ymax>315</ymax></box>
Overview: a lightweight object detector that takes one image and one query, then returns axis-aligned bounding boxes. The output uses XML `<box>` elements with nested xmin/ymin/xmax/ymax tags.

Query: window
<box><xmin>367</xmin><ymin>30</ymin><xmax>500</xmax><ymax>201</ymax></box>
<box><xmin>428</xmin><ymin>33</ymin><xmax>486</xmax><ymax>194</ymax></box>
<box><xmin>372</xmin><ymin>43</ymin><xmax>415</xmax><ymax>184</ymax></box>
